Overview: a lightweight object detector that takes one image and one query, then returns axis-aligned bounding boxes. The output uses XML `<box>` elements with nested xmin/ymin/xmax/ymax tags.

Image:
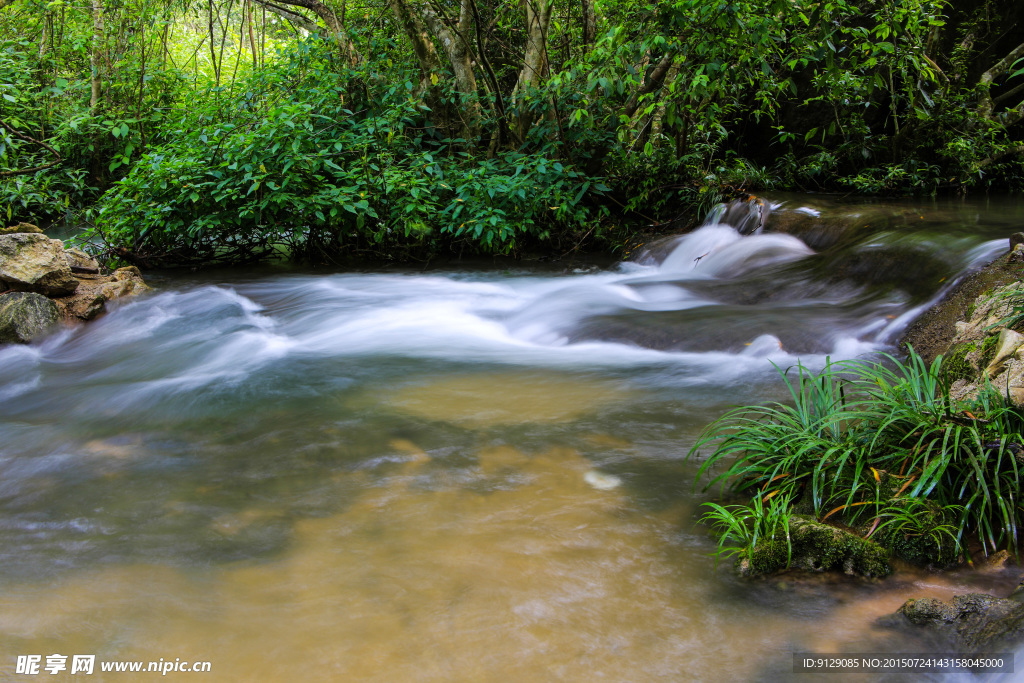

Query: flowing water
<box><xmin>2</xmin><ymin>195</ymin><xmax>1024</xmax><ymax>681</ymax></box>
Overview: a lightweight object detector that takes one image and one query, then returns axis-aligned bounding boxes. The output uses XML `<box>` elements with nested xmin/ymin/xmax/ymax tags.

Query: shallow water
<box><xmin>2</xmin><ymin>195</ymin><xmax>1023</xmax><ymax>681</ymax></box>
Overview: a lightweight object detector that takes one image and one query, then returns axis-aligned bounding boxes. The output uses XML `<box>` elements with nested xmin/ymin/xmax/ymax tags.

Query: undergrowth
<box><xmin>690</xmin><ymin>348</ymin><xmax>1024</xmax><ymax>571</ymax></box>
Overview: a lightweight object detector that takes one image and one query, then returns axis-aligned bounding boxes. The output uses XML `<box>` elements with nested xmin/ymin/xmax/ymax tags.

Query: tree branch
<box><xmin>622</xmin><ymin>51</ymin><xmax>677</xmax><ymax>118</ymax></box>
<box><xmin>978</xmin><ymin>41</ymin><xmax>1024</xmax><ymax>119</ymax></box>
<box><xmin>254</xmin><ymin>0</ymin><xmax>319</xmax><ymax>34</ymax></box>
<box><xmin>994</xmin><ymin>81</ymin><xmax>1024</xmax><ymax>106</ymax></box>
<box><xmin>976</xmin><ymin>144</ymin><xmax>1024</xmax><ymax>170</ymax></box>
<box><xmin>0</xmin><ymin>118</ymin><xmax>64</xmax><ymax>177</ymax></box>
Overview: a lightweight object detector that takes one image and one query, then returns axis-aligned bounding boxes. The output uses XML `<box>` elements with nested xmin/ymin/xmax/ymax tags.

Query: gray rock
<box><xmin>884</xmin><ymin>592</ymin><xmax>1024</xmax><ymax>653</ymax></box>
<box><xmin>0</xmin><ymin>291</ymin><xmax>61</xmax><ymax>343</ymax></box>
<box><xmin>0</xmin><ymin>233</ymin><xmax>79</xmax><ymax>296</ymax></box>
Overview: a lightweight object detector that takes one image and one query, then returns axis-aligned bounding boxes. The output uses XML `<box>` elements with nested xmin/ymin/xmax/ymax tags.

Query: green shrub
<box><xmin>84</xmin><ymin>38</ymin><xmax>612</xmax><ymax>267</ymax></box>
<box><xmin>690</xmin><ymin>348</ymin><xmax>1024</xmax><ymax>565</ymax></box>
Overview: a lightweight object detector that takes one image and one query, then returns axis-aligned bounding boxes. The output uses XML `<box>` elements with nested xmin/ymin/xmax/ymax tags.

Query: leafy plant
<box><xmin>871</xmin><ymin>497</ymin><xmax>964</xmax><ymax>565</ymax></box>
<box><xmin>698</xmin><ymin>494</ymin><xmax>792</xmax><ymax>570</ymax></box>
<box><xmin>690</xmin><ymin>347</ymin><xmax>1024</xmax><ymax>564</ymax></box>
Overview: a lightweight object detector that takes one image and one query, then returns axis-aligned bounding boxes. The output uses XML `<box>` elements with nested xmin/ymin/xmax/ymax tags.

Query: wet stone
<box><xmin>0</xmin><ymin>291</ymin><xmax>61</xmax><ymax>344</ymax></box>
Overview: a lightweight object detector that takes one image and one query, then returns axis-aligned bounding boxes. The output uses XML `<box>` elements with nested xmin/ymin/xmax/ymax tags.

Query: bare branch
<box><xmin>254</xmin><ymin>0</ymin><xmax>319</xmax><ymax>33</ymax></box>
<box><xmin>0</xmin><ymin>118</ymin><xmax>64</xmax><ymax>177</ymax></box>
<box><xmin>994</xmin><ymin>81</ymin><xmax>1024</xmax><ymax>106</ymax></box>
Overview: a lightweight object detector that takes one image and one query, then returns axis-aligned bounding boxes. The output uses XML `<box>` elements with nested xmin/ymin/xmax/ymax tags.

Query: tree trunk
<box><xmin>977</xmin><ymin>41</ymin><xmax>1024</xmax><ymax>120</ymax></box>
<box><xmin>581</xmin><ymin>0</ymin><xmax>597</xmax><ymax>50</ymax></box>
<box><xmin>247</xmin><ymin>0</ymin><xmax>259</xmax><ymax>66</ymax></box>
<box><xmin>514</xmin><ymin>0</ymin><xmax>554</xmax><ymax>97</ymax></box>
<box><xmin>208</xmin><ymin>0</ymin><xmax>219</xmax><ymax>86</ymax></box>
<box><xmin>622</xmin><ymin>51</ymin><xmax>677</xmax><ymax>118</ymax></box>
<box><xmin>257</xmin><ymin>0</ymin><xmax>360</xmax><ymax>63</ymax></box>
<box><xmin>420</xmin><ymin>0</ymin><xmax>481</xmax><ymax>138</ymax></box>
<box><xmin>511</xmin><ymin>0</ymin><xmax>555</xmax><ymax>136</ymax></box>
<box><xmin>388</xmin><ymin>0</ymin><xmax>442</xmax><ymax>90</ymax></box>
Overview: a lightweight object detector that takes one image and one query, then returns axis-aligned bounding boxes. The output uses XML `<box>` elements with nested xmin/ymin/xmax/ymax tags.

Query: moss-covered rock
<box><xmin>0</xmin><ymin>222</ymin><xmax>43</xmax><ymax>235</ymax></box>
<box><xmin>942</xmin><ymin>341</ymin><xmax>977</xmax><ymax>383</ymax></box>
<box><xmin>876</xmin><ymin>526</ymin><xmax>960</xmax><ymax>568</ymax></box>
<box><xmin>980</xmin><ymin>332</ymin><xmax>1001</xmax><ymax>370</ymax></box>
<box><xmin>0</xmin><ymin>291</ymin><xmax>61</xmax><ymax>343</ymax></box>
<box><xmin>741</xmin><ymin>515</ymin><xmax>891</xmax><ymax>578</ymax></box>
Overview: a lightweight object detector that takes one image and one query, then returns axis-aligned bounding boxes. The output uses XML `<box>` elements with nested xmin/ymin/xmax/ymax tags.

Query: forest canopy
<box><xmin>1</xmin><ymin>0</ymin><xmax>1023</xmax><ymax>265</ymax></box>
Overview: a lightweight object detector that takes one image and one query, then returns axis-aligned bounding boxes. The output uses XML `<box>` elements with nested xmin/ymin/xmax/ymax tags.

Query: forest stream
<box><xmin>2</xmin><ymin>194</ymin><xmax>1024</xmax><ymax>681</ymax></box>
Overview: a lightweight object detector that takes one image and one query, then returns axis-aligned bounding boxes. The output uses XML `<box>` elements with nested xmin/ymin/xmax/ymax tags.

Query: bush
<box><xmin>85</xmin><ymin>39</ymin><xmax>612</xmax><ymax>267</ymax></box>
<box><xmin>690</xmin><ymin>348</ymin><xmax>1024</xmax><ymax>568</ymax></box>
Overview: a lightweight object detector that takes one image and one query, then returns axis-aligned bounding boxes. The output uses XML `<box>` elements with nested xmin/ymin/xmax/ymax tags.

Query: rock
<box><xmin>901</xmin><ymin>247</ymin><xmax>1024</xmax><ymax>364</ymax></box>
<box><xmin>1009</xmin><ymin>577</ymin><xmax>1024</xmax><ymax>603</ymax></box>
<box><xmin>64</xmin><ymin>247</ymin><xmax>101</xmax><ymax>274</ymax></box>
<box><xmin>106</xmin><ymin>266</ymin><xmax>150</xmax><ymax>297</ymax></box>
<box><xmin>55</xmin><ymin>266</ymin><xmax>151</xmax><ymax>321</ymax></box>
<box><xmin>883</xmin><ymin>593</ymin><xmax>1024</xmax><ymax>653</ymax></box>
<box><xmin>978</xmin><ymin>550</ymin><xmax>1015</xmax><ymax>575</ymax></box>
<box><xmin>0</xmin><ymin>291</ymin><xmax>62</xmax><ymax>343</ymax></box>
<box><xmin>1011</xmin><ymin>232</ymin><xmax>1024</xmax><ymax>250</ymax></box>
<box><xmin>0</xmin><ymin>233</ymin><xmax>79</xmax><ymax>296</ymax></box>
<box><xmin>0</xmin><ymin>222</ymin><xmax>43</xmax><ymax>235</ymax></box>
<box><xmin>740</xmin><ymin>515</ymin><xmax>891</xmax><ymax>578</ymax></box>
<box><xmin>985</xmin><ymin>328</ymin><xmax>1024</xmax><ymax>379</ymax></box>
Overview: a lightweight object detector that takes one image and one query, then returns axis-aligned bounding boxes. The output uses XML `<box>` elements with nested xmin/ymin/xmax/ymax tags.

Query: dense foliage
<box><xmin>689</xmin><ymin>350</ymin><xmax>1024</xmax><ymax>569</ymax></box>
<box><xmin>1</xmin><ymin>0</ymin><xmax>1023</xmax><ymax>264</ymax></box>
<box><xmin>90</xmin><ymin>40</ymin><xmax>611</xmax><ymax>265</ymax></box>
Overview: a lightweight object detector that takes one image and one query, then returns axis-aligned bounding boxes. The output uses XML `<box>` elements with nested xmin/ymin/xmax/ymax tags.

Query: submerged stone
<box><xmin>584</xmin><ymin>470</ymin><xmax>622</xmax><ymax>490</ymax></box>
<box><xmin>0</xmin><ymin>291</ymin><xmax>61</xmax><ymax>343</ymax></box>
<box><xmin>883</xmin><ymin>592</ymin><xmax>1024</xmax><ymax>653</ymax></box>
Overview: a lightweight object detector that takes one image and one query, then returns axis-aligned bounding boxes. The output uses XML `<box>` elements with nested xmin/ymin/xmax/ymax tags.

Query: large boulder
<box><xmin>0</xmin><ymin>291</ymin><xmax>61</xmax><ymax>343</ymax></box>
<box><xmin>0</xmin><ymin>233</ymin><xmax>79</xmax><ymax>296</ymax></box>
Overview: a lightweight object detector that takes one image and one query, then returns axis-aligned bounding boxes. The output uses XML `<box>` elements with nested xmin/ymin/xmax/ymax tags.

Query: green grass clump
<box><xmin>872</xmin><ymin>498</ymin><xmax>964</xmax><ymax>567</ymax></box>
<box><xmin>690</xmin><ymin>348</ymin><xmax>1024</xmax><ymax>572</ymax></box>
<box><xmin>699</xmin><ymin>495</ymin><xmax>792</xmax><ymax>571</ymax></box>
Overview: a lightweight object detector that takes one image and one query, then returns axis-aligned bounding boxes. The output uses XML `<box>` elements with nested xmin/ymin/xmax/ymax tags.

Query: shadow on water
<box><xmin>1</xmin><ymin>194</ymin><xmax>1023</xmax><ymax>680</ymax></box>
